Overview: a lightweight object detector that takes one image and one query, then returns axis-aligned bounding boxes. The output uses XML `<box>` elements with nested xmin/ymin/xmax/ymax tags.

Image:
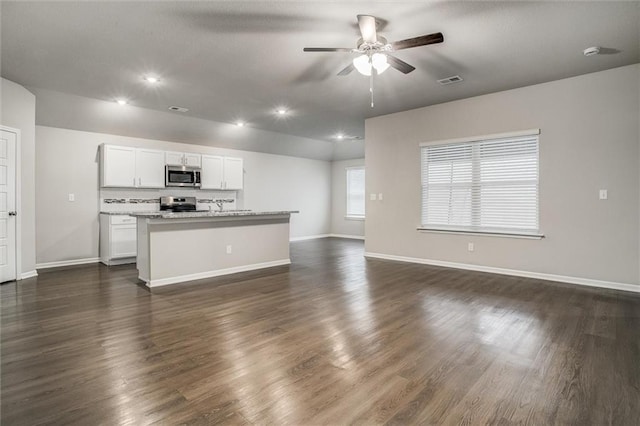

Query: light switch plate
<box><xmin>378</xmin><ymin>193</ymin><xmax>383</xmax><ymax>201</ymax></box>
<box><xmin>370</xmin><ymin>193</ymin><xmax>377</xmax><ymax>201</ymax></box>
<box><xmin>599</xmin><ymin>189</ymin><xmax>608</xmax><ymax>200</ymax></box>
<box><xmin>68</xmin><ymin>193</ymin><xmax>75</xmax><ymax>202</ymax></box>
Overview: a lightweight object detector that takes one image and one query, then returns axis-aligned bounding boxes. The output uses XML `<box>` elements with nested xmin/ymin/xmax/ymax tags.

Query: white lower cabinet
<box><xmin>100</xmin><ymin>214</ymin><xmax>137</xmax><ymax>265</ymax></box>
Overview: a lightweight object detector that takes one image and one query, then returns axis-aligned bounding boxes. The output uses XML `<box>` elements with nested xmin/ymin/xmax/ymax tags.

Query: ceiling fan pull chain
<box><xmin>370</xmin><ymin>71</ymin><xmax>374</xmax><ymax>108</ymax></box>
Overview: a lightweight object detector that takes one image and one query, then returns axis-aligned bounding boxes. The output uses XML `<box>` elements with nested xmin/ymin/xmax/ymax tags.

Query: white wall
<box><xmin>330</xmin><ymin>158</ymin><xmax>365</xmax><ymax>238</ymax></box>
<box><xmin>35</xmin><ymin>126</ymin><xmax>331</xmax><ymax>265</ymax></box>
<box><xmin>1</xmin><ymin>78</ymin><xmax>37</xmax><ymax>277</ymax></box>
<box><xmin>365</xmin><ymin>64</ymin><xmax>640</xmax><ymax>287</ymax></box>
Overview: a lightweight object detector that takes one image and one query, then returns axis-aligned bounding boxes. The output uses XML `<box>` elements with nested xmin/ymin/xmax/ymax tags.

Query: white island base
<box><xmin>135</xmin><ymin>212</ymin><xmax>295</xmax><ymax>287</ymax></box>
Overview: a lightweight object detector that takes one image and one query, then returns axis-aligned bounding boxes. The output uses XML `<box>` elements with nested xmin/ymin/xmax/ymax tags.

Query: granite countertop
<box><xmin>100</xmin><ymin>211</ymin><xmax>159</xmax><ymax>216</ymax></box>
<box><xmin>127</xmin><ymin>210</ymin><xmax>299</xmax><ymax>219</ymax></box>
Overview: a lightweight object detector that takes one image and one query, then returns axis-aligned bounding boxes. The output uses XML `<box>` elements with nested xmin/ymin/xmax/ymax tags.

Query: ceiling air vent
<box><xmin>168</xmin><ymin>106</ymin><xmax>189</xmax><ymax>113</ymax></box>
<box><xmin>437</xmin><ymin>75</ymin><xmax>463</xmax><ymax>85</ymax></box>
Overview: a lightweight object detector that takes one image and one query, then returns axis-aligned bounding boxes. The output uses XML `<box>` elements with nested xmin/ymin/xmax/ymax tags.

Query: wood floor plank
<box><xmin>2</xmin><ymin>238</ymin><xmax>639</xmax><ymax>425</ymax></box>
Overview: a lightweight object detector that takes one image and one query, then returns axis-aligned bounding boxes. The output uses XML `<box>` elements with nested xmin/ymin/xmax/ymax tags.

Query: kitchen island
<box><xmin>131</xmin><ymin>210</ymin><xmax>298</xmax><ymax>287</ymax></box>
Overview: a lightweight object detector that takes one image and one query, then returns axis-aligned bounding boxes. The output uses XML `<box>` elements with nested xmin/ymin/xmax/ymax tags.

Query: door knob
<box><xmin>8</xmin><ymin>211</ymin><xmax>17</xmax><ymax>216</ymax></box>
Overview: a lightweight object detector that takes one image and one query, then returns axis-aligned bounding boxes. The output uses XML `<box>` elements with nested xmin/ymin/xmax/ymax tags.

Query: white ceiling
<box><xmin>2</xmin><ymin>1</ymin><xmax>639</xmax><ymax>160</ymax></box>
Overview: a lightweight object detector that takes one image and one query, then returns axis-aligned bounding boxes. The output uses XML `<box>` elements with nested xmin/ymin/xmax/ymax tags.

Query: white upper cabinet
<box><xmin>184</xmin><ymin>153</ymin><xmax>201</xmax><ymax>168</ymax></box>
<box><xmin>165</xmin><ymin>151</ymin><xmax>184</xmax><ymax>166</ymax></box>
<box><xmin>165</xmin><ymin>151</ymin><xmax>202</xmax><ymax>168</ymax></box>
<box><xmin>101</xmin><ymin>145</ymin><xmax>136</xmax><ymax>187</ymax></box>
<box><xmin>223</xmin><ymin>157</ymin><xmax>244</xmax><ymax>190</ymax></box>
<box><xmin>201</xmin><ymin>155</ymin><xmax>243</xmax><ymax>190</ymax></box>
<box><xmin>102</xmin><ymin>145</ymin><xmax>165</xmax><ymax>188</ymax></box>
<box><xmin>135</xmin><ymin>149</ymin><xmax>165</xmax><ymax>188</ymax></box>
<box><xmin>101</xmin><ymin>144</ymin><xmax>241</xmax><ymax>190</ymax></box>
<box><xmin>201</xmin><ymin>155</ymin><xmax>224</xmax><ymax>189</ymax></box>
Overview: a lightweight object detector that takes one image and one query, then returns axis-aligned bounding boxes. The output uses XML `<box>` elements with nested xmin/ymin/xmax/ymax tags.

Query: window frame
<box><xmin>418</xmin><ymin>129</ymin><xmax>544</xmax><ymax>239</ymax></box>
<box><xmin>346</xmin><ymin>166</ymin><xmax>365</xmax><ymax>220</ymax></box>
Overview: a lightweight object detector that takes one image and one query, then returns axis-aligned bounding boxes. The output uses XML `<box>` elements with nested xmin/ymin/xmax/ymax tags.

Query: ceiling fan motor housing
<box><xmin>356</xmin><ymin>36</ymin><xmax>392</xmax><ymax>54</ymax></box>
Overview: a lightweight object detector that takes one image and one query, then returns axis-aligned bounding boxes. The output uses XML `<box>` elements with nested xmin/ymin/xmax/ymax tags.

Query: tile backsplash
<box><xmin>100</xmin><ymin>188</ymin><xmax>238</xmax><ymax>213</ymax></box>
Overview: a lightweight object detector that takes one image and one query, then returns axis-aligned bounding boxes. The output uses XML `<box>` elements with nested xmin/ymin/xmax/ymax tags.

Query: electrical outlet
<box><xmin>378</xmin><ymin>193</ymin><xmax>383</xmax><ymax>201</ymax></box>
<box><xmin>468</xmin><ymin>242</ymin><xmax>474</xmax><ymax>252</ymax></box>
<box><xmin>68</xmin><ymin>193</ymin><xmax>75</xmax><ymax>202</ymax></box>
<box><xmin>226</xmin><ymin>245</ymin><xmax>232</xmax><ymax>254</ymax></box>
<box><xmin>599</xmin><ymin>189</ymin><xmax>608</xmax><ymax>200</ymax></box>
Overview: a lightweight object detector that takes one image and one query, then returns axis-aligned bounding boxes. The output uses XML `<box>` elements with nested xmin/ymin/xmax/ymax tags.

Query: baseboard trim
<box><xmin>100</xmin><ymin>257</ymin><xmax>136</xmax><ymax>266</ymax></box>
<box><xmin>364</xmin><ymin>252</ymin><xmax>640</xmax><ymax>294</ymax></box>
<box><xmin>328</xmin><ymin>234</ymin><xmax>365</xmax><ymax>240</ymax></box>
<box><xmin>290</xmin><ymin>234</ymin><xmax>330</xmax><ymax>242</ymax></box>
<box><xmin>36</xmin><ymin>257</ymin><xmax>100</xmax><ymax>270</ymax></box>
<box><xmin>144</xmin><ymin>259</ymin><xmax>291</xmax><ymax>287</ymax></box>
<box><xmin>20</xmin><ymin>270</ymin><xmax>38</xmax><ymax>279</ymax></box>
<box><xmin>290</xmin><ymin>234</ymin><xmax>365</xmax><ymax>241</ymax></box>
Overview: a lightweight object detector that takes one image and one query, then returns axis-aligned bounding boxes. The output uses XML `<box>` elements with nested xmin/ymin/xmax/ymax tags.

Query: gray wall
<box><xmin>1</xmin><ymin>78</ymin><xmax>37</xmax><ymax>276</ymax></box>
<box><xmin>330</xmin><ymin>158</ymin><xmax>365</xmax><ymax>238</ymax></box>
<box><xmin>36</xmin><ymin>126</ymin><xmax>331</xmax><ymax>265</ymax></box>
<box><xmin>365</xmin><ymin>64</ymin><xmax>640</xmax><ymax>286</ymax></box>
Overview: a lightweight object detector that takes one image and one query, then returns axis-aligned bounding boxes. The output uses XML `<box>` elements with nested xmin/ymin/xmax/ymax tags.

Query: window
<box><xmin>346</xmin><ymin>167</ymin><xmax>365</xmax><ymax>218</ymax></box>
<box><xmin>420</xmin><ymin>130</ymin><xmax>541</xmax><ymax>237</ymax></box>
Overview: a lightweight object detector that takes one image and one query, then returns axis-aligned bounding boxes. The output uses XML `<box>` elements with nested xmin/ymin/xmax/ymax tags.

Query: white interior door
<box><xmin>0</xmin><ymin>130</ymin><xmax>16</xmax><ymax>283</ymax></box>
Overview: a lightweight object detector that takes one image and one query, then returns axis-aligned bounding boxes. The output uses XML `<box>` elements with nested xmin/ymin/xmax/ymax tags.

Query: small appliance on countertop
<box><xmin>159</xmin><ymin>196</ymin><xmax>206</xmax><ymax>212</ymax></box>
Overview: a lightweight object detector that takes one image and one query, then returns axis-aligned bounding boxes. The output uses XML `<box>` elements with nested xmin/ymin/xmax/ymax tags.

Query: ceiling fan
<box><xmin>304</xmin><ymin>15</ymin><xmax>444</xmax><ymax>76</ymax></box>
<box><xmin>303</xmin><ymin>15</ymin><xmax>444</xmax><ymax>106</ymax></box>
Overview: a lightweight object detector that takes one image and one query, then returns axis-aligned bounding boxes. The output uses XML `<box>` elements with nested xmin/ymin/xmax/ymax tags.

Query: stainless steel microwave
<box><xmin>165</xmin><ymin>165</ymin><xmax>201</xmax><ymax>188</ymax></box>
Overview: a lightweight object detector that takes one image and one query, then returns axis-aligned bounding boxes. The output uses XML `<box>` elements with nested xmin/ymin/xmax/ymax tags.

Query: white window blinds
<box><xmin>420</xmin><ymin>133</ymin><xmax>540</xmax><ymax>236</ymax></box>
<box><xmin>346</xmin><ymin>167</ymin><xmax>365</xmax><ymax>217</ymax></box>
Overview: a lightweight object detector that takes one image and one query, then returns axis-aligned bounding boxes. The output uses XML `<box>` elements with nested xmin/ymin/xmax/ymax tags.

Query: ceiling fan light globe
<box><xmin>371</xmin><ymin>53</ymin><xmax>390</xmax><ymax>74</ymax></box>
<box><xmin>353</xmin><ymin>54</ymin><xmax>372</xmax><ymax>76</ymax></box>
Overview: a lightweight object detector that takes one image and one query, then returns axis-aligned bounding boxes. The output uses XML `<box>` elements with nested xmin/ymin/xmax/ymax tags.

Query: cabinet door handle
<box><xmin>138</xmin><ymin>177</ymin><xmax>141</xmax><ymax>186</ymax></box>
<box><xmin>133</xmin><ymin>177</ymin><xmax>136</xmax><ymax>186</ymax></box>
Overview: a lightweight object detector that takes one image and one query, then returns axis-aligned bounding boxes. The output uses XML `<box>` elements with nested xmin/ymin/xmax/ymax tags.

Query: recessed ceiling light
<box><xmin>116</xmin><ymin>99</ymin><xmax>127</xmax><ymax>106</ymax></box>
<box><xmin>144</xmin><ymin>76</ymin><xmax>160</xmax><ymax>84</ymax></box>
<box><xmin>332</xmin><ymin>134</ymin><xmax>362</xmax><ymax>141</ymax></box>
<box><xmin>276</xmin><ymin>108</ymin><xmax>287</xmax><ymax>115</ymax></box>
<box><xmin>236</xmin><ymin>121</ymin><xmax>245</xmax><ymax>127</ymax></box>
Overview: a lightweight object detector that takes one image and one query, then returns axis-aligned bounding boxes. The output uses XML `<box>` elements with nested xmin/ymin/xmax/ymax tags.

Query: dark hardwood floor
<box><xmin>2</xmin><ymin>238</ymin><xmax>639</xmax><ymax>425</ymax></box>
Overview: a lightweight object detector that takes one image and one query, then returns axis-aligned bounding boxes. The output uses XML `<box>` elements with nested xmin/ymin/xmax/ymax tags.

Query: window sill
<box><xmin>345</xmin><ymin>216</ymin><xmax>365</xmax><ymax>221</ymax></box>
<box><xmin>417</xmin><ymin>227</ymin><xmax>544</xmax><ymax>240</ymax></box>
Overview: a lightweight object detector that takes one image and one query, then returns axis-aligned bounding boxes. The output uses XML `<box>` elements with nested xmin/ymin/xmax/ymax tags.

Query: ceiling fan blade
<box><xmin>392</xmin><ymin>32</ymin><xmax>444</xmax><ymax>50</ymax></box>
<box><xmin>357</xmin><ymin>15</ymin><xmax>377</xmax><ymax>43</ymax></box>
<box><xmin>337</xmin><ymin>63</ymin><xmax>355</xmax><ymax>76</ymax></box>
<box><xmin>303</xmin><ymin>47</ymin><xmax>353</xmax><ymax>52</ymax></box>
<box><xmin>386</xmin><ymin>55</ymin><xmax>416</xmax><ymax>74</ymax></box>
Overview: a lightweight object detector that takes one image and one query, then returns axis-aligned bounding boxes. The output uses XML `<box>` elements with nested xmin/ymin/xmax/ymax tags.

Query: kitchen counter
<box><xmin>100</xmin><ymin>211</ymin><xmax>158</xmax><ymax>216</ymax></box>
<box><xmin>129</xmin><ymin>210</ymin><xmax>298</xmax><ymax>219</ymax></box>
<box><xmin>134</xmin><ymin>210</ymin><xmax>297</xmax><ymax>287</ymax></box>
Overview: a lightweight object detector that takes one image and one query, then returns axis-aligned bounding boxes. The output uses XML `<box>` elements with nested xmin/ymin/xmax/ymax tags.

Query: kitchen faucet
<box><xmin>216</xmin><ymin>200</ymin><xmax>224</xmax><ymax>211</ymax></box>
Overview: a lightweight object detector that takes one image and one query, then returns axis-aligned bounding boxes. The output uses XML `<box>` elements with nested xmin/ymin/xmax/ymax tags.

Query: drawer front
<box><xmin>110</xmin><ymin>215</ymin><xmax>136</xmax><ymax>225</ymax></box>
